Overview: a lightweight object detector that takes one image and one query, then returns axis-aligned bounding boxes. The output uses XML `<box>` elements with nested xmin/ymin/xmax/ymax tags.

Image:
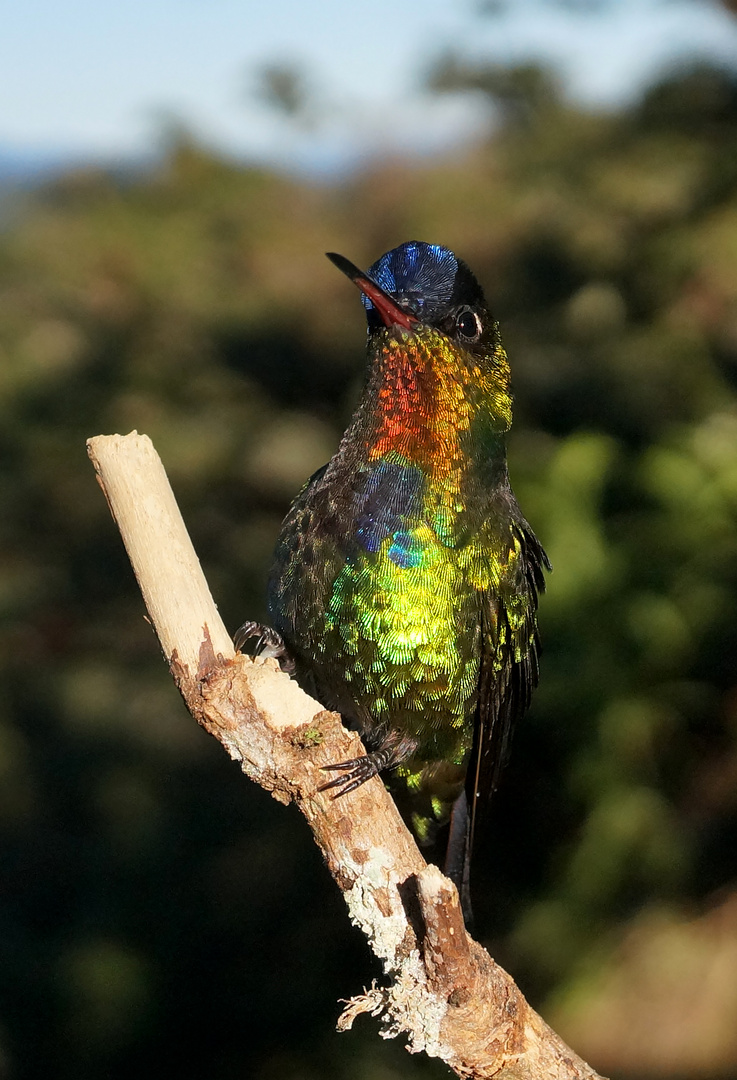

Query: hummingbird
<box><xmin>237</xmin><ymin>241</ymin><xmax>549</xmax><ymax>915</ymax></box>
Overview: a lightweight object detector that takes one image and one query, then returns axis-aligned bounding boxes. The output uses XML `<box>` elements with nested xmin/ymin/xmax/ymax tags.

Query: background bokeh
<box><xmin>2</xmin><ymin>3</ymin><xmax>737</xmax><ymax>1078</ymax></box>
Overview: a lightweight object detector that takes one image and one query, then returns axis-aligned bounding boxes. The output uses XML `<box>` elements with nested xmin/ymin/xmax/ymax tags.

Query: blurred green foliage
<box><xmin>1</xmin><ymin>60</ymin><xmax>736</xmax><ymax>1079</ymax></box>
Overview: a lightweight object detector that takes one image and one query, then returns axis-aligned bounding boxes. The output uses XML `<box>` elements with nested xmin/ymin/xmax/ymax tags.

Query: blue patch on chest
<box><xmin>353</xmin><ymin>461</ymin><xmax>425</xmax><ymax>555</ymax></box>
<box><xmin>388</xmin><ymin>531</ymin><xmax>425</xmax><ymax>568</ymax></box>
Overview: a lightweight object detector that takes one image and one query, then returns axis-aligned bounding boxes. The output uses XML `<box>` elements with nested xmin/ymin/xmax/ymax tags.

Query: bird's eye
<box><xmin>455</xmin><ymin>308</ymin><xmax>482</xmax><ymax>342</ymax></box>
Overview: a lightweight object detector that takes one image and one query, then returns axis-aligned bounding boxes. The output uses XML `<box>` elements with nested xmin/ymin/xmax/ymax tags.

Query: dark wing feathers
<box><xmin>466</xmin><ymin>520</ymin><xmax>550</xmax><ymax>855</ymax></box>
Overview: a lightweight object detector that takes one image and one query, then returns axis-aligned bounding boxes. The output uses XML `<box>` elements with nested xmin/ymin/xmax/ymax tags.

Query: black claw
<box><xmin>234</xmin><ymin>620</ymin><xmax>261</xmax><ymax>652</ymax></box>
<box><xmin>325</xmin><ymin>776</ymin><xmax>369</xmax><ymax>798</ymax></box>
<box><xmin>318</xmin><ymin>755</ymin><xmax>381</xmax><ymax>798</ymax></box>
<box><xmin>321</xmin><ymin>757</ymin><xmax>366</xmax><ymax>772</ymax></box>
<box><xmin>234</xmin><ymin>621</ymin><xmax>296</xmax><ymax>675</ymax></box>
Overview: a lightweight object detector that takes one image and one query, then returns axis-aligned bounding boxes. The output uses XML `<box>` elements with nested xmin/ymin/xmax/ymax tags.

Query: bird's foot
<box><xmin>319</xmin><ymin>734</ymin><xmax>417</xmax><ymax>798</ymax></box>
<box><xmin>319</xmin><ymin>751</ymin><xmax>390</xmax><ymax>798</ymax></box>
<box><xmin>234</xmin><ymin>621</ymin><xmax>296</xmax><ymax>675</ymax></box>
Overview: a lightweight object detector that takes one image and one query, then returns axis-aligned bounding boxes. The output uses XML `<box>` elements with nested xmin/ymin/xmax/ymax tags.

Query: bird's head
<box><xmin>327</xmin><ymin>240</ymin><xmax>502</xmax><ymax>365</ymax></box>
<box><xmin>327</xmin><ymin>241</ymin><xmax>512</xmax><ymax>433</ymax></box>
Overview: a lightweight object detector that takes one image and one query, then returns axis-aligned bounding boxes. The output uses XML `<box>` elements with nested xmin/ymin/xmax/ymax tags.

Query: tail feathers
<box><xmin>444</xmin><ymin>789</ymin><xmax>474</xmax><ymax>928</ymax></box>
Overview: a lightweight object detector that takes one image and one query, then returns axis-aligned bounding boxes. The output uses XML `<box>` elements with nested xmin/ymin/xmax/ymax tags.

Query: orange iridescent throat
<box><xmin>366</xmin><ymin>329</ymin><xmax>511</xmax><ymax>471</ymax></box>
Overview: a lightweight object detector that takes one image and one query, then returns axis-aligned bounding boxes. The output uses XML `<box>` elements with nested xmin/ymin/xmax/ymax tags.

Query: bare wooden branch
<box><xmin>87</xmin><ymin>430</ymin><xmax>606</xmax><ymax>1080</ymax></box>
<box><xmin>87</xmin><ymin>431</ymin><xmax>234</xmax><ymax>670</ymax></box>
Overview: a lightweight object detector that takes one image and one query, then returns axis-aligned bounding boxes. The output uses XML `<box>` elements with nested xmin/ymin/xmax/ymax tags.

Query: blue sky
<box><xmin>2</xmin><ymin>0</ymin><xmax>737</xmax><ymax>174</ymax></box>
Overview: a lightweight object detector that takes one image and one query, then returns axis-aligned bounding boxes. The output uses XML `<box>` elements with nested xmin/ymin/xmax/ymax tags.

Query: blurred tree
<box><xmin>427</xmin><ymin>54</ymin><xmax>563</xmax><ymax>126</ymax></box>
<box><xmin>255</xmin><ymin>62</ymin><xmax>312</xmax><ymax>119</ymax></box>
<box><xmin>478</xmin><ymin>0</ymin><xmax>737</xmax><ymax>18</ymax></box>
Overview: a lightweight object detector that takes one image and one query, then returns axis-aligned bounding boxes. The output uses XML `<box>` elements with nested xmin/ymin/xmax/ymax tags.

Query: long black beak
<box><xmin>326</xmin><ymin>251</ymin><xmax>417</xmax><ymax>330</ymax></box>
